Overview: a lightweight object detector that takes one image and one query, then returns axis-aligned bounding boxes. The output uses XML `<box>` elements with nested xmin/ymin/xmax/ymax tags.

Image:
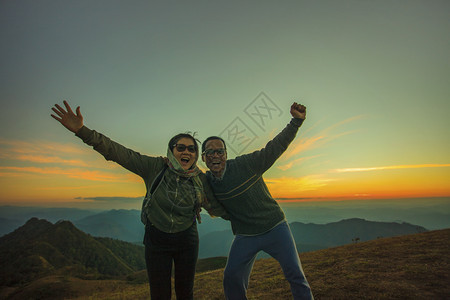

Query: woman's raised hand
<box><xmin>51</xmin><ymin>100</ymin><xmax>84</xmax><ymax>133</ymax></box>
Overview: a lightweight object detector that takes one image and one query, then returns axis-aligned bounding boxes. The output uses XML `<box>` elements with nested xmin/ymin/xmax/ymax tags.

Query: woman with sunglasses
<box><xmin>51</xmin><ymin>100</ymin><xmax>228</xmax><ymax>300</ymax></box>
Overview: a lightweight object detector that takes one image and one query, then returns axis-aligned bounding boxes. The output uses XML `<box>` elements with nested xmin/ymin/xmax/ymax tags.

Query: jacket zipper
<box><xmin>169</xmin><ymin>176</ymin><xmax>179</xmax><ymax>232</ymax></box>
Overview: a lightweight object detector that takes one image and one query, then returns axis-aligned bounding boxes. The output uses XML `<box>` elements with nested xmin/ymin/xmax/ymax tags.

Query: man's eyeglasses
<box><xmin>173</xmin><ymin>144</ymin><xmax>196</xmax><ymax>153</ymax></box>
<box><xmin>203</xmin><ymin>148</ymin><xmax>226</xmax><ymax>157</ymax></box>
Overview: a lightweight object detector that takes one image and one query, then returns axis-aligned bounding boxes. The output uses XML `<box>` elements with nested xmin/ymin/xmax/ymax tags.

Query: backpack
<box><xmin>140</xmin><ymin>164</ymin><xmax>168</xmax><ymax>225</ymax></box>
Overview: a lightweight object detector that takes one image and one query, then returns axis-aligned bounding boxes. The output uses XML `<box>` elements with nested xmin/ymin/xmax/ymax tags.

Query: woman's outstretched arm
<box><xmin>51</xmin><ymin>100</ymin><xmax>84</xmax><ymax>133</ymax></box>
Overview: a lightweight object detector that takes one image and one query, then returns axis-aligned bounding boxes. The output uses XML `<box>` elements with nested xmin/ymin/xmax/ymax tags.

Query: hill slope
<box><xmin>0</xmin><ymin>218</ymin><xmax>145</xmax><ymax>286</ymax></box>
<box><xmin>194</xmin><ymin>228</ymin><xmax>450</xmax><ymax>299</ymax></box>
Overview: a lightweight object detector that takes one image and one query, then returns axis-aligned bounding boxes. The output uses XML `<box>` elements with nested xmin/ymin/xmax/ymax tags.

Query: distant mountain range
<box><xmin>2</xmin><ymin>197</ymin><xmax>449</xmax><ymax>241</ymax></box>
<box><xmin>198</xmin><ymin>218</ymin><xmax>427</xmax><ymax>258</ymax></box>
<box><xmin>75</xmin><ymin>209</ymin><xmax>145</xmax><ymax>244</ymax></box>
<box><xmin>0</xmin><ymin>206</ymin><xmax>99</xmax><ymax>237</ymax></box>
<box><xmin>0</xmin><ymin>210</ymin><xmax>428</xmax><ymax>263</ymax></box>
<box><xmin>0</xmin><ymin>207</ymin><xmax>232</xmax><ymax>243</ymax></box>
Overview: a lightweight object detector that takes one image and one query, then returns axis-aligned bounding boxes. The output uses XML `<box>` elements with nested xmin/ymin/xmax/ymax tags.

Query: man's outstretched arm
<box><xmin>242</xmin><ymin>102</ymin><xmax>306</xmax><ymax>174</ymax></box>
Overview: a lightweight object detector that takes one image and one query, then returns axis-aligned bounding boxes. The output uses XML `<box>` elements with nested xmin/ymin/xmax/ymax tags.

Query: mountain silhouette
<box><xmin>75</xmin><ymin>209</ymin><xmax>144</xmax><ymax>243</ymax></box>
<box><xmin>199</xmin><ymin>218</ymin><xmax>428</xmax><ymax>258</ymax></box>
<box><xmin>0</xmin><ymin>218</ymin><xmax>145</xmax><ymax>286</ymax></box>
<box><xmin>290</xmin><ymin>218</ymin><xmax>427</xmax><ymax>247</ymax></box>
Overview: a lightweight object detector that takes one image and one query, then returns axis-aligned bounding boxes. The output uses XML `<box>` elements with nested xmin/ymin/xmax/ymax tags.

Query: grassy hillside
<box><xmin>194</xmin><ymin>229</ymin><xmax>449</xmax><ymax>299</ymax></box>
<box><xmin>2</xmin><ymin>229</ymin><xmax>448</xmax><ymax>299</ymax></box>
<box><xmin>0</xmin><ymin>218</ymin><xmax>145</xmax><ymax>286</ymax></box>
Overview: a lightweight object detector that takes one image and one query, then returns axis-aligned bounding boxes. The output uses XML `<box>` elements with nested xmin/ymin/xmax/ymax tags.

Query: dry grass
<box><xmin>194</xmin><ymin>229</ymin><xmax>450</xmax><ymax>300</ymax></box>
<box><xmin>2</xmin><ymin>229</ymin><xmax>448</xmax><ymax>299</ymax></box>
<box><xmin>301</xmin><ymin>229</ymin><xmax>450</xmax><ymax>299</ymax></box>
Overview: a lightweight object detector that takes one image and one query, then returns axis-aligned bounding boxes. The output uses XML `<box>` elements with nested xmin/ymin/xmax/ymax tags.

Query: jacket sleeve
<box><xmin>240</xmin><ymin>118</ymin><xmax>304</xmax><ymax>175</ymax></box>
<box><xmin>75</xmin><ymin>126</ymin><xmax>158</xmax><ymax>178</ymax></box>
<box><xmin>199</xmin><ymin>173</ymin><xmax>230</xmax><ymax>220</ymax></box>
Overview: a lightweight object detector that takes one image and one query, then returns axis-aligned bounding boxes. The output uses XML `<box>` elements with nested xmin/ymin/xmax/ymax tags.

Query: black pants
<box><xmin>144</xmin><ymin>222</ymin><xmax>199</xmax><ymax>300</ymax></box>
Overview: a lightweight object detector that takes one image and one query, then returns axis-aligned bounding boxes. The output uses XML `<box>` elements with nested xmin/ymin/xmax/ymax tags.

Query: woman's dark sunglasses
<box><xmin>173</xmin><ymin>144</ymin><xmax>196</xmax><ymax>153</ymax></box>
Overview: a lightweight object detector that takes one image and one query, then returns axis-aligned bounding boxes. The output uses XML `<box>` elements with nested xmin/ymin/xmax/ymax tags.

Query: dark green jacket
<box><xmin>206</xmin><ymin>118</ymin><xmax>303</xmax><ymax>235</ymax></box>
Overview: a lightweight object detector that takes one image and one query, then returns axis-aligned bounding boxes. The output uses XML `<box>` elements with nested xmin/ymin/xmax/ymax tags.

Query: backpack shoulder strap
<box><xmin>141</xmin><ymin>164</ymin><xmax>168</xmax><ymax>225</ymax></box>
<box><xmin>150</xmin><ymin>164</ymin><xmax>168</xmax><ymax>195</ymax></box>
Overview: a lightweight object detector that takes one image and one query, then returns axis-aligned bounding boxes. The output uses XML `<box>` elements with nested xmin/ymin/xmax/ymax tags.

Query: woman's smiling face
<box><xmin>172</xmin><ymin>137</ymin><xmax>197</xmax><ymax>170</ymax></box>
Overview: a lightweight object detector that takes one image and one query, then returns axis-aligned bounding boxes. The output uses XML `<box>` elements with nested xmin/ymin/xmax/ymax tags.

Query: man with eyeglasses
<box><xmin>201</xmin><ymin>102</ymin><xmax>314</xmax><ymax>300</ymax></box>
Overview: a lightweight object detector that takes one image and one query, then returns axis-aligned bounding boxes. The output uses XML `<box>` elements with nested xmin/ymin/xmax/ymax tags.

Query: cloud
<box><xmin>277</xmin><ymin>155</ymin><xmax>322</xmax><ymax>171</ymax></box>
<box><xmin>0</xmin><ymin>138</ymin><xmax>86</xmax><ymax>155</ymax></box>
<box><xmin>0</xmin><ymin>138</ymin><xmax>91</xmax><ymax>166</ymax></box>
<box><xmin>75</xmin><ymin>196</ymin><xmax>143</xmax><ymax>202</ymax></box>
<box><xmin>36</xmin><ymin>185</ymin><xmax>95</xmax><ymax>191</ymax></box>
<box><xmin>0</xmin><ymin>166</ymin><xmax>140</xmax><ymax>182</ymax></box>
<box><xmin>4</xmin><ymin>154</ymin><xmax>89</xmax><ymax>166</ymax></box>
<box><xmin>332</xmin><ymin>163</ymin><xmax>450</xmax><ymax>173</ymax></box>
<box><xmin>281</xmin><ymin>115</ymin><xmax>364</xmax><ymax>162</ymax></box>
<box><xmin>0</xmin><ymin>138</ymin><xmax>133</xmax><ymax>184</ymax></box>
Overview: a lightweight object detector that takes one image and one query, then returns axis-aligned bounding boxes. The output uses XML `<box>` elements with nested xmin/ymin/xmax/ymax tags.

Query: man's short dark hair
<box><xmin>202</xmin><ymin>136</ymin><xmax>227</xmax><ymax>153</ymax></box>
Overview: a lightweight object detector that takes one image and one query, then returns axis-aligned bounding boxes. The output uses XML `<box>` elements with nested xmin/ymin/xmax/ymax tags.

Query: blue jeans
<box><xmin>223</xmin><ymin>221</ymin><xmax>313</xmax><ymax>300</ymax></box>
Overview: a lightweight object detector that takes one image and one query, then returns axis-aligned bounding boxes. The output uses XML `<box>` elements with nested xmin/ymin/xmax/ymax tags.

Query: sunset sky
<box><xmin>1</xmin><ymin>0</ymin><xmax>449</xmax><ymax>209</ymax></box>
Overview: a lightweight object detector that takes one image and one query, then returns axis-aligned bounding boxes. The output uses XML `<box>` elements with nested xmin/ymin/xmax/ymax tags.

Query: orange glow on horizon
<box><xmin>1</xmin><ymin>135</ymin><xmax>449</xmax><ymax>207</ymax></box>
<box><xmin>265</xmin><ymin>163</ymin><xmax>450</xmax><ymax>201</ymax></box>
<box><xmin>333</xmin><ymin>164</ymin><xmax>450</xmax><ymax>173</ymax></box>
<box><xmin>0</xmin><ymin>166</ymin><xmax>141</xmax><ymax>183</ymax></box>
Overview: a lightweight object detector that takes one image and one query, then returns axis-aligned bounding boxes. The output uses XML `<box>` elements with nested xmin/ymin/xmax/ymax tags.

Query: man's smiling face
<box><xmin>202</xmin><ymin>139</ymin><xmax>227</xmax><ymax>178</ymax></box>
